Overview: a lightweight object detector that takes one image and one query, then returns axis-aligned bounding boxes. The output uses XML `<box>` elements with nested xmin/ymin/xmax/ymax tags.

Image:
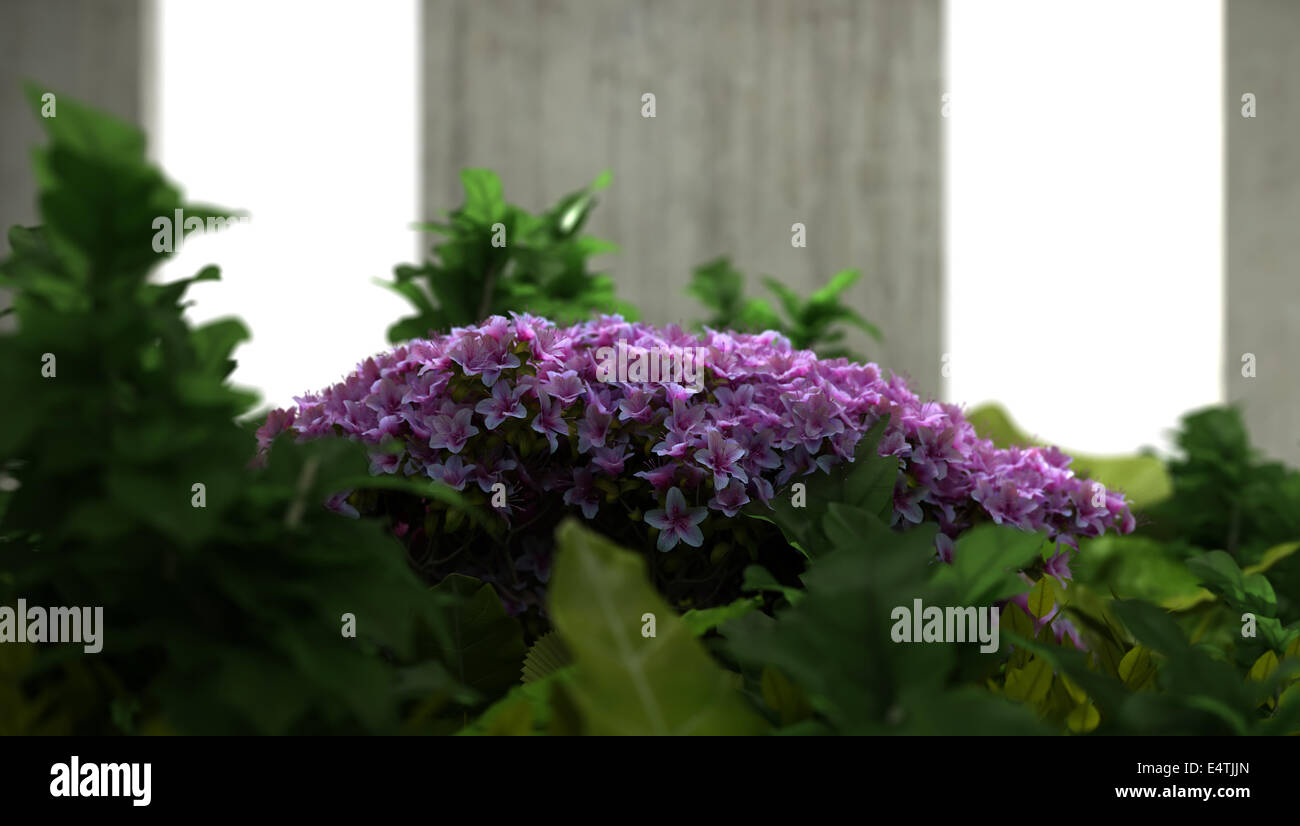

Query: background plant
<box><xmin>687</xmin><ymin>256</ymin><xmax>882</xmax><ymax>359</ymax></box>
<box><xmin>380</xmin><ymin>168</ymin><xmax>634</xmax><ymax>343</ymax></box>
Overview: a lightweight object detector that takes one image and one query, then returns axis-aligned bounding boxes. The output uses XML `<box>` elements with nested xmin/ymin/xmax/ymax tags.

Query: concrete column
<box><xmin>1226</xmin><ymin>0</ymin><xmax>1300</xmax><ymax>466</ymax></box>
<box><xmin>0</xmin><ymin>0</ymin><xmax>146</xmax><ymax>334</ymax></box>
<box><xmin>422</xmin><ymin>0</ymin><xmax>943</xmax><ymax>395</ymax></box>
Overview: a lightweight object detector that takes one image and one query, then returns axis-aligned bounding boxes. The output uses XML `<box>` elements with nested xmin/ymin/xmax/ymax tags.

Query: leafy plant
<box><xmin>381</xmin><ymin>169</ymin><xmax>634</xmax><ymax>342</ymax></box>
<box><xmin>687</xmin><ymin>256</ymin><xmax>881</xmax><ymax>359</ymax></box>
<box><xmin>1146</xmin><ymin>407</ymin><xmax>1300</xmax><ymax>566</ymax></box>
<box><xmin>0</xmin><ymin>86</ymin><xmax>473</xmax><ymax>734</ymax></box>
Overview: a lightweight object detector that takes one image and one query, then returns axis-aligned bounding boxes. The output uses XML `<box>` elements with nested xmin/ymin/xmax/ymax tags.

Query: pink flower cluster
<box><xmin>259</xmin><ymin>314</ymin><xmax>1135</xmax><ymax>557</ymax></box>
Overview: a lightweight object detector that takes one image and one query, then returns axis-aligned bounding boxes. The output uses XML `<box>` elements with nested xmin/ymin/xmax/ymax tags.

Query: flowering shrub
<box><xmin>261</xmin><ymin>314</ymin><xmax>1135</xmax><ymax>616</ymax></box>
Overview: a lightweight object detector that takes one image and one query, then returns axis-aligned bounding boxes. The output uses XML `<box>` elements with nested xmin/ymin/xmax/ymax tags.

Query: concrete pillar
<box><xmin>422</xmin><ymin>0</ymin><xmax>943</xmax><ymax>394</ymax></box>
<box><xmin>1226</xmin><ymin>0</ymin><xmax>1300</xmax><ymax>466</ymax></box>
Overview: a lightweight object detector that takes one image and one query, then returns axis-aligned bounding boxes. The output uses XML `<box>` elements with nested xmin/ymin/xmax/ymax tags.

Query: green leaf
<box><xmin>520</xmin><ymin>631</ymin><xmax>572</xmax><ymax>684</ymax></box>
<box><xmin>459</xmin><ymin>168</ymin><xmax>505</xmax><ymax>223</ymax></box>
<box><xmin>680</xmin><ymin>595</ymin><xmax>763</xmax><ymax>636</ymax></box>
<box><xmin>548</xmin><ymin>520</ymin><xmax>767</xmax><ymax>735</ymax></box>
<box><xmin>1110</xmin><ymin>600</ymin><xmax>1189</xmax><ymax>656</ymax></box>
<box><xmin>931</xmin><ymin>523</ymin><xmax>1043</xmax><ymax>607</ymax></box>
<box><xmin>739</xmin><ymin>565</ymin><xmax>804</xmax><ymax>606</ymax></box>
<box><xmin>760</xmin><ymin>667</ymin><xmax>814</xmax><ymax>726</ymax></box>
<box><xmin>1027</xmin><ymin>577</ymin><xmax>1058</xmax><ymax>621</ymax></box>
<box><xmin>1117</xmin><ymin>645</ymin><xmax>1157</xmax><ymax>690</ymax></box>
<box><xmin>1246</xmin><ymin>541</ymin><xmax>1300</xmax><ymax>575</ymax></box>
<box><xmin>191</xmin><ymin>318</ymin><xmax>250</xmax><ymax>379</ymax></box>
<box><xmin>426</xmin><ymin>574</ymin><xmax>526</xmax><ymax>703</ymax></box>
<box><xmin>456</xmin><ymin>667</ymin><xmax>580</xmax><ymax>736</ymax></box>
<box><xmin>1003</xmin><ymin>656</ymin><xmax>1054</xmax><ymax>704</ymax></box>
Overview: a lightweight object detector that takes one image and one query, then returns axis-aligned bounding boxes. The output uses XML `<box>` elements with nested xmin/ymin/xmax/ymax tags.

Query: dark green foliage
<box><xmin>0</xmin><ymin>87</ymin><xmax>472</xmax><ymax>734</ymax></box>
<box><xmin>457</xmin><ymin>412</ymin><xmax>1300</xmax><ymax>736</ymax></box>
<box><xmin>1147</xmin><ymin>406</ymin><xmax>1300</xmax><ymax>565</ymax></box>
<box><xmin>724</xmin><ymin>507</ymin><xmax>1049</xmax><ymax>735</ymax></box>
<box><xmin>687</xmin><ymin>256</ymin><xmax>882</xmax><ymax>359</ymax></box>
<box><xmin>381</xmin><ymin>169</ymin><xmax>634</xmax><ymax>342</ymax></box>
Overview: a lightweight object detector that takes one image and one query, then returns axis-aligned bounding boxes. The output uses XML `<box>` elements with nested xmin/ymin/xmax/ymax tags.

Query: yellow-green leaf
<box><xmin>760</xmin><ymin>667</ymin><xmax>813</xmax><ymax>727</ymax></box>
<box><xmin>1004</xmin><ymin>656</ymin><xmax>1054</xmax><ymax>704</ymax></box>
<box><xmin>548</xmin><ymin>519</ymin><xmax>767</xmax><ymax>735</ymax></box>
<box><xmin>1027</xmin><ymin>577</ymin><xmax>1057</xmax><ymax>621</ymax></box>
<box><xmin>1067</xmin><ymin>700</ymin><xmax>1101</xmax><ymax>733</ymax></box>
<box><xmin>1118</xmin><ymin>645</ymin><xmax>1157</xmax><ymax>690</ymax></box>
<box><xmin>1244</xmin><ymin>541</ymin><xmax>1300</xmax><ymax>576</ymax></box>
<box><xmin>1247</xmin><ymin>650</ymin><xmax>1279</xmax><ymax>683</ymax></box>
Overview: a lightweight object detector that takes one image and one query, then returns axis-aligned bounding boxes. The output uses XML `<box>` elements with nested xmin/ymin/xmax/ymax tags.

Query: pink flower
<box><xmin>644</xmin><ymin>487</ymin><xmax>709</xmax><ymax>551</ymax></box>
<box><xmin>428</xmin><ymin>407</ymin><xmax>479</xmax><ymax>453</ymax></box>
<box><xmin>708</xmin><ymin>479</ymin><xmax>751</xmax><ymax>517</ymax></box>
<box><xmin>694</xmin><ymin>430</ymin><xmax>747</xmax><ymax>490</ymax></box>
<box><xmin>427</xmin><ymin>455</ymin><xmax>476</xmax><ymax>490</ymax></box>
<box><xmin>531</xmin><ymin>398</ymin><xmax>568</xmax><ymax>453</ymax></box>
<box><xmin>474</xmin><ymin>380</ymin><xmax>527</xmax><ymax>430</ymax></box>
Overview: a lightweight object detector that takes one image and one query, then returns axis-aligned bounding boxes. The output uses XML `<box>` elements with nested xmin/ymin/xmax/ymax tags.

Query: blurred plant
<box><xmin>0</xmin><ymin>87</ymin><xmax>486</xmax><ymax>734</ymax></box>
<box><xmin>1002</xmin><ymin>584</ymin><xmax>1300</xmax><ymax>735</ymax></box>
<box><xmin>458</xmin><ymin>464</ymin><xmax>1300</xmax><ymax>737</ymax></box>
<box><xmin>459</xmin><ymin>511</ymin><xmax>1052</xmax><ymax>735</ymax></box>
<box><xmin>687</xmin><ymin>257</ymin><xmax>881</xmax><ymax>359</ymax></box>
<box><xmin>381</xmin><ymin>169</ymin><xmax>634</xmax><ymax>343</ymax></box>
<box><xmin>1145</xmin><ymin>407</ymin><xmax>1300</xmax><ymax>566</ymax></box>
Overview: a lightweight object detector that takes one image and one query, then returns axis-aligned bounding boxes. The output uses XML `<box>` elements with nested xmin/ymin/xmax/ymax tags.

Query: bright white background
<box><xmin>151</xmin><ymin>0</ymin><xmax>420</xmax><ymax>412</ymax></box>
<box><xmin>945</xmin><ymin>0</ymin><xmax>1224</xmax><ymax>456</ymax></box>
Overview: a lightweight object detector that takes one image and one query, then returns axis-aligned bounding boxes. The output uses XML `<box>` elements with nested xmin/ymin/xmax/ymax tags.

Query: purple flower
<box><xmin>474</xmin><ymin>380</ymin><xmax>527</xmax><ymax>430</ymax></box>
<box><xmin>427</xmin><ymin>455</ymin><xmax>476</xmax><ymax>490</ymax></box>
<box><xmin>264</xmin><ymin>313</ymin><xmax>1136</xmax><ymax>561</ymax></box>
<box><xmin>576</xmin><ymin>406</ymin><xmax>612</xmax><ymax>454</ymax></box>
<box><xmin>694</xmin><ymin>429</ymin><xmax>747</xmax><ymax>490</ymax></box>
<box><xmin>591</xmin><ymin>445</ymin><xmax>632</xmax><ymax>475</ymax></box>
<box><xmin>368</xmin><ymin>450</ymin><xmax>402</xmax><ymax>475</ymax></box>
<box><xmin>255</xmin><ymin>407</ymin><xmax>295</xmax><ymax>453</ymax></box>
<box><xmin>515</xmin><ymin>545</ymin><xmax>553</xmax><ymax>584</ymax></box>
<box><xmin>325</xmin><ymin>491</ymin><xmax>360</xmax><ymax>519</ymax></box>
<box><xmin>1043</xmin><ymin>547</ymin><xmax>1073</xmax><ymax>588</ymax></box>
<box><xmin>531</xmin><ymin>398</ymin><xmax>568</xmax><ymax>453</ymax></box>
<box><xmin>541</xmin><ymin>370</ymin><xmax>585</xmax><ymax>406</ymax></box>
<box><xmin>708</xmin><ymin>479</ymin><xmax>750</xmax><ymax>517</ymax></box>
<box><xmin>617</xmin><ymin>386</ymin><xmax>657</xmax><ymax>423</ymax></box>
<box><xmin>644</xmin><ymin>487</ymin><xmax>709</xmax><ymax>551</ymax></box>
<box><xmin>428</xmin><ymin>407</ymin><xmax>480</xmax><ymax>453</ymax></box>
<box><xmin>634</xmin><ymin>462</ymin><xmax>678</xmax><ymax>492</ymax></box>
<box><xmin>563</xmin><ymin>467</ymin><xmax>601</xmax><ymax>519</ymax></box>
<box><xmin>449</xmin><ymin>331</ymin><xmax>521</xmax><ymax>386</ymax></box>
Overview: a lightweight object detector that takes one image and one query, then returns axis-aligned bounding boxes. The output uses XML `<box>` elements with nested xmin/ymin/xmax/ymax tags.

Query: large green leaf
<box><xmin>548</xmin><ymin>520</ymin><xmax>767</xmax><ymax>735</ymax></box>
<box><xmin>426</xmin><ymin>574</ymin><xmax>526</xmax><ymax>702</ymax></box>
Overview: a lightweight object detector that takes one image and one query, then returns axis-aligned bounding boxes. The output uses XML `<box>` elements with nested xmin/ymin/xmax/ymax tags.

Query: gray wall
<box><xmin>0</xmin><ymin>0</ymin><xmax>146</xmax><ymax>332</ymax></box>
<box><xmin>1226</xmin><ymin>0</ymin><xmax>1300</xmax><ymax>466</ymax></box>
<box><xmin>0</xmin><ymin>0</ymin><xmax>145</xmax><ymax>244</ymax></box>
<box><xmin>422</xmin><ymin>0</ymin><xmax>944</xmax><ymax>396</ymax></box>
